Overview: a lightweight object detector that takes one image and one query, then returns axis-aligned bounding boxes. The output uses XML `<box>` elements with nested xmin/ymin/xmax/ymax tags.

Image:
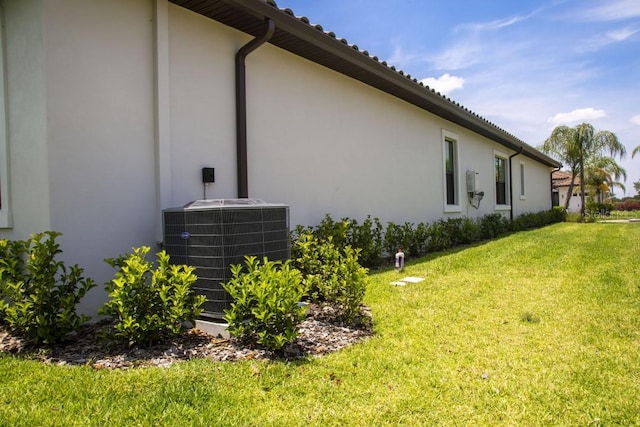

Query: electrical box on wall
<box><xmin>466</xmin><ymin>170</ymin><xmax>479</xmax><ymax>194</ymax></box>
<box><xmin>202</xmin><ymin>167</ymin><xmax>215</xmax><ymax>183</ymax></box>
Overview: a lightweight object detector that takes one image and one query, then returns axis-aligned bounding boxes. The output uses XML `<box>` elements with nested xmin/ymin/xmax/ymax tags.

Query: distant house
<box><xmin>552</xmin><ymin>170</ymin><xmax>611</xmax><ymax>213</ymax></box>
<box><xmin>552</xmin><ymin>170</ymin><xmax>583</xmax><ymax>212</ymax></box>
<box><xmin>0</xmin><ymin>0</ymin><xmax>561</xmax><ymax>315</ymax></box>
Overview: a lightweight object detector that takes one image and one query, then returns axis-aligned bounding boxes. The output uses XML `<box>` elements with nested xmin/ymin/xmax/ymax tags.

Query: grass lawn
<box><xmin>1</xmin><ymin>222</ymin><xmax>639</xmax><ymax>426</ymax></box>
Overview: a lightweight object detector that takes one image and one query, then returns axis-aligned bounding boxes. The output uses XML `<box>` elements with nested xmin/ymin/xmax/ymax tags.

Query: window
<box><xmin>494</xmin><ymin>151</ymin><xmax>509</xmax><ymax>207</ymax></box>
<box><xmin>442</xmin><ymin>130</ymin><xmax>460</xmax><ymax>212</ymax></box>
<box><xmin>0</xmin><ymin>7</ymin><xmax>10</xmax><ymax>228</ymax></box>
<box><xmin>519</xmin><ymin>161</ymin><xmax>526</xmax><ymax>199</ymax></box>
<box><xmin>445</xmin><ymin>139</ymin><xmax>456</xmax><ymax>204</ymax></box>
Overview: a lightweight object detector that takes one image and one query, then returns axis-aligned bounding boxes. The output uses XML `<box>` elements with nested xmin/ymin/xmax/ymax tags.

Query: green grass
<box><xmin>2</xmin><ymin>223</ymin><xmax>640</xmax><ymax>426</ymax></box>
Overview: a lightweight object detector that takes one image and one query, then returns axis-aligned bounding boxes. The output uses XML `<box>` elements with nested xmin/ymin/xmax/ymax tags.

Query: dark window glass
<box><xmin>445</xmin><ymin>139</ymin><xmax>456</xmax><ymax>205</ymax></box>
<box><xmin>495</xmin><ymin>156</ymin><xmax>507</xmax><ymax>205</ymax></box>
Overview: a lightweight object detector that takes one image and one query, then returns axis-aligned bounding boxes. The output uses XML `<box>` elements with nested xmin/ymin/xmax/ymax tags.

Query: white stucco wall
<box><xmin>0</xmin><ymin>0</ymin><xmax>158</xmax><ymax>315</ymax></box>
<box><xmin>1</xmin><ymin>0</ymin><xmax>51</xmax><ymax>237</ymax></box>
<box><xmin>0</xmin><ymin>1</ymin><xmax>554</xmax><ymax>316</ymax></box>
<box><xmin>512</xmin><ymin>156</ymin><xmax>554</xmax><ymax>217</ymax></box>
<box><xmin>167</xmin><ymin>5</ymin><xmax>552</xmax><ymax>228</ymax></box>
<box><xmin>557</xmin><ymin>186</ymin><xmax>583</xmax><ymax>213</ymax></box>
<box><xmin>41</xmin><ymin>0</ymin><xmax>157</xmax><ymax>315</ymax></box>
<box><xmin>168</xmin><ymin>5</ymin><xmax>239</xmax><ymax>204</ymax></box>
<box><xmin>248</xmin><ymin>44</ymin><xmax>443</xmax><ymax>226</ymax></box>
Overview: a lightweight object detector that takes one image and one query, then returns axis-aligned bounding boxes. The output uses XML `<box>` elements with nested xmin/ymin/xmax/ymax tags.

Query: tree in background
<box><xmin>541</xmin><ymin>123</ymin><xmax>626</xmax><ymax>220</ymax></box>
<box><xmin>583</xmin><ymin>156</ymin><xmax>626</xmax><ymax>202</ymax></box>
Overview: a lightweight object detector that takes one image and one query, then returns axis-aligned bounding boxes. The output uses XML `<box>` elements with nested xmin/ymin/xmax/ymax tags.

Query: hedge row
<box><xmin>293</xmin><ymin>208</ymin><xmax>566</xmax><ymax>267</ymax></box>
<box><xmin>615</xmin><ymin>200</ymin><xmax>640</xmax><ymax>211</ymax></box>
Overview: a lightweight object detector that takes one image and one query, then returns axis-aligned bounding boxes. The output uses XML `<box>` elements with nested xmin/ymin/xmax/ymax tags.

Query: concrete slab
<box><xmin>195</xmin><ymin>319</ymin><xmax>230</xmax><ymax>338</ymax></box>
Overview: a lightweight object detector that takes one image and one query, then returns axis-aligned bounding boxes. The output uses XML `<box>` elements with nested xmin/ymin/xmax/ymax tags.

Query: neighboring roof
<box><xmin>552</xmin><ymin>170</ymin><xmax>579</xmax><ymax>188</ymax></box>
<box><xmin>169</xmin><ymin>0</ymin><xmax>562</xmax><ymax>168</ymax></box>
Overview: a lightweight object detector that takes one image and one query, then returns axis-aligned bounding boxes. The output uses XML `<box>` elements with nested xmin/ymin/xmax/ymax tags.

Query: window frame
<box><xmin>0</xmin><ymin>6</ymin><xmax>11</xmax><ymax>229</ymax></box>
<box><xmin>442</xmin><ymin>130</ymin><xmax>460</xmax><ymax>213</ymax></box>
<box><xmin>494</xmin><ymin>150</ymin><xmax>510</xmax><ymax>210</ymax></box>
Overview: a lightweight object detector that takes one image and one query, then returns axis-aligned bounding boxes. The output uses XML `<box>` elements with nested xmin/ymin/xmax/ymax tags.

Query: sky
<box><xmin>275</xmin><ymin>0</ymin><xmax>640</xmax><ymax>196</ymax></box>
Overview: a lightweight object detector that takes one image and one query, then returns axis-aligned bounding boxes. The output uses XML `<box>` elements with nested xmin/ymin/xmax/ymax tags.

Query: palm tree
<box><xmin>583</xmin><ymin>156</ymin><xmax>627</xmax><ymax>203</ymax></box>
<box><xmin>633</xmin><ymin>145</ymin><xmax>640</xmax><ymax>158</ymax></box>
<box><xmin>541</xmin><ymin>123</ymin><xmax>626</xmax><ymax>219</ymax></box>
<box><xmin>541</xmin><ymin>127</ymin><xmax>580</xmax><ymax>211</ymax></box>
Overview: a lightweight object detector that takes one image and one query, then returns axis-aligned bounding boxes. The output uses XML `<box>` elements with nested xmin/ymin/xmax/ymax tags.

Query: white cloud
<box><xmin>387</xmin><ymin>45</ymin><xmax>424</xmax><ymax>69</ymax></box>
<box><xmin>606</xmin><ymin>26</ymin><xmax>640</xmax><ymax>41</ymax></box>
<box><xmin>574</xmin><ymin>0</ymin><xmax>640</xmax><ymax>22</ymax></box>
<box><xmin>419</xmin><ymin>74</ymin><xmax>465</xmax><ymax>95</ymax></box>
<box><xmin>455</xmin><ymin>14</ymin><xmax>530</xmax><ymax>32</ymax></box>
<box><xmin>631</xmin><ymin>115</ymin><xmax>640</xmax><ymax>125</ymax></box>
<box><xmin>547</xmin><ymin>108</ymin><xmax>607</xmax><ymax>125</ymax></box>
<box><xmin>579</xmin><ymin>25</ymin><xmax>640</xmax><ymax>51</ymax></box>
<box><xmin>430</xmin><ymin>41</ymin><xmax>483</xmax><ymax>70</ymax></box>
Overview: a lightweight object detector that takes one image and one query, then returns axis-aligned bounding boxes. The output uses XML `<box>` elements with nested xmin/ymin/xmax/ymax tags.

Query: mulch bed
<box><xmin>0</xmin><ymin>304</ymin><xmax>373</xmax><ymax>369</ymax></box>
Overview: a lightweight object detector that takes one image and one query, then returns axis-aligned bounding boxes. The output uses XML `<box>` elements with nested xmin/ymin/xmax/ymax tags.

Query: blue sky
<box><xmin>275</xmin><ymin>0</ymin><xmax>640</xmax><ymax>195</ymax></box>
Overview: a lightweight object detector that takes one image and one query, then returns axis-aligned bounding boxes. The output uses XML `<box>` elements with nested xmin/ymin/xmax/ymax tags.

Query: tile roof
<box><xmin>552</xmin><ymin>170</ymin><xmax>580</xmax><ymax>188</ymax></box>
<box><xmin>169</xmin><ymin>0</ymin><xmax>562</xmax><ymax>168</ymax></box>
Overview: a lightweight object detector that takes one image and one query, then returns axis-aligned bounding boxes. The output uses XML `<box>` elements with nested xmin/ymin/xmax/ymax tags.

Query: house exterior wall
<box><xmin>0</xmin><ymin>0</ymin><xmax>555</xmax><ymax>316</ymax></box>
<box><xmin>511</xmin><ymin>156</ymin><xmax>554</xmax><ymax>217</ymax></box>
<box><xmin>168</xmin><ymin>4</ymin><xmax>554</xmax><ymax>227</ymax></box>
<box><xmin>0</xmin><ymin>0</ymin><xmax>158</xmax><ymax>315</ymax></box>
<box><xmin>168</xmin><ymin>5</ymin><xmax>239</xmax><ymax>204</ymax></box>
<box><xmin>1</xmin><ymin>0</ymin><xmax>51</xmax><ymax>236</ymax></box>
<box><xmin>45</xmin><ymin>0</ymin><xmax>156</xmax><ymax>314</ymax></box>
<box><xmin>557</xmin><ymin>186</ymin><xmax>583</xmax><ymax>213</ymax></box>
<box><xmin>43</xmin><ymin>0</ymin><xmax>157</xmax><ymax>315</ymax></box>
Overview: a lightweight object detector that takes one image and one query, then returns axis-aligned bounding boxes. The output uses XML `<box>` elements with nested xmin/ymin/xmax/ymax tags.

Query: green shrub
<box><xmin>0</xmin><ymin>231</ymin><xmax>96</xmax><ymax>345</ymax></box>
<box><xmin>410</xmin><ymin>222</ymin><xmax>430</xmax><ymax>256</ymax></box>
<box><xmin>551</xmin><ymin>206</ymin><xmax>567</xmax><ymax>223</ymax></box>
<box><xmin>441</xmin><ymin>217</ymin><xmax>480</xmax><ymax>246</ymax></box>
<box><xmin>310</xmin><ymin>214</ymin><xmax>384</xmax><ymax>267</ymax></box>
<box><xmin>427</xmin><ymin>219</ymin><xmax>452</xmax><ymax>252</ymax></box>
<box><xmin>382</xmin><ymin>221</ymin><xmax>423</xmax><ymax>259</ymax></box>
<box><xmin>511</xmin><ymin>208</ymin><xmax>567</xmax><ymax>231</ymax></box>
<box><xmin>100</xmin><ymin>247</ymin><xmax>205</xmax><ymax>347</ymax></box>
<box><xmin>291</xmin><ymin>232</ymin><xmax>328</xmax><ymax>304</ymax></box>
<box><xmin>383</xmin><ymin>222</ymin><xmax>402</xmax><ymax>256</ymax></box>
<box><xmin>512</xmin><ymin>208</ymin><xmax>566</xmax><ymax>229</ymax></box>
<box><xmin>346</xmin><ymin>215</ymin><xmax>384</xmax><ymax>267</ymax></box>
<box><xmin>512</xmin><ymin>212</ymin><xmax>541</xmax><ymax>230</ymax></box>
<box><xmin>222</xmin><ymin>256</ymin><xmax>307</xmax><ymax>351</ymax></box>
<box><xmin>478</xmin><ymin>213</ymin><xmax>509</xmax><ymax>239</ymax></box>
<box><xmin>330</xmin><ymin>246</ymin><xmax>369</xmax><ymax>323</ymax></box>
<box><xmin>298</xmin><ymin>210</ymin><xmax>559</xmax><ymax>270</ymax></box>
<box><xmin>459</xmin><ymin>216</ymin><xmax>480</xmax><ymax>244</ymax></box>
<box><xmin>292</xmin><ymin>232</ymin><xmax>368</xmax><ymax>324</ymax></box>
<box><xmin>314</xmin><ymin>214</ymin><xmax>350</xmax><ymax>249</ymax></box>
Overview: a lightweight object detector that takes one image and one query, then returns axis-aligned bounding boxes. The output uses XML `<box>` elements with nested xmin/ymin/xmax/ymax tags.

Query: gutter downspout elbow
<box><xmin>508</xmin><ymin>147</ymin><xmax>524</xmax><ymax>221</ymax></box>
<box><xmin>235</xmin><ymin>18</ymin><xmax>275</xmax><ymax>199</ymax></box>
